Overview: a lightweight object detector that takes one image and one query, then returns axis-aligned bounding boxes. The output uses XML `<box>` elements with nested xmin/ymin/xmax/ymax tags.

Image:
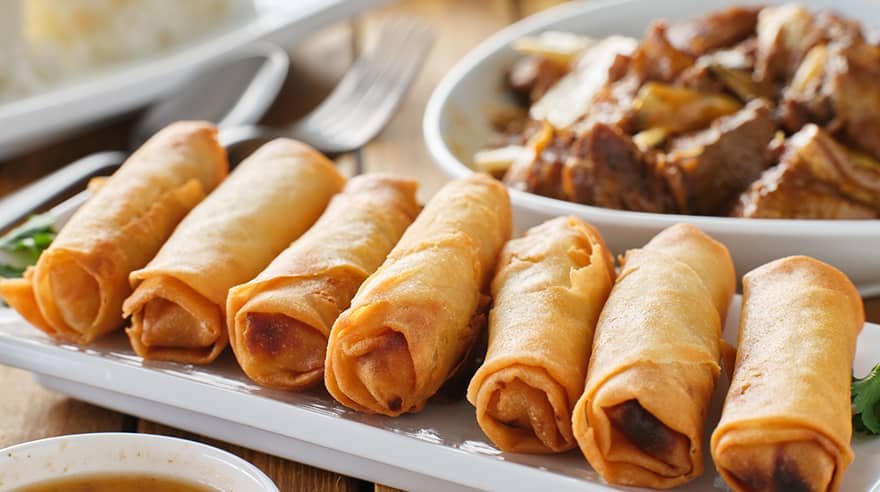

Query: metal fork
<box><xmin>219</xmin><ymin>19</ymin><xmax>433</xmax><ymax>156</ymax></box>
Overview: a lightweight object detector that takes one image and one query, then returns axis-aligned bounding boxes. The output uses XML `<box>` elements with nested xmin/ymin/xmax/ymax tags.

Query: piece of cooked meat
<box><xmin>667</xmin><ymin>6</ymin><xmax>760</xmax><ymax>56</ymax></box>
<box><xmin>755</xmin><ymin>5</ymin><xmax>865</xmax><ymax>88</ymax></box>
<box><xmin>824</xmin><ymin>40</ymin><xmax>880</xmax><ymax>161</ymax></box>
<box><xmin>661</xmin><ymin>99</ymin><xmax>778</xmax><ymax>215</ymax></box>
<box><xmin>780</xmin><ymin>33</ymin><xmax>880</xmax><ymax>163</ymax></box>
<box><xmin>754</xmin><ymin>4</ymin><xmax>816</xmax><ymax>86</ymax></box>
<box><xmin>503</xmin><ymin>123</ymin><xmax>571</xmax><ymax>200</ymax></box>
<box><xmin>569</xmin><ymin>21</ymin><xmax>707</xmax><ymax>135</ymax></box>
<box><xmin>779</xmin><ymin>43</ymin><xmax>834</xmax><ymax>131</ymax></box>
<box><xmin>529</xmin><ymin>36</ymin><xmax>638</xmax><ymax>130</ymax></box>
<box><xmin>507</xmin><ymin>55</ymin><xmax>569</xmax><ymax>103</ymax></box>
<box><xmin>632</xmin><ymin>21</ymin><xmax>697</xmax><ymax>82</ymax></box>
<box><xmin>570</xmin><ymin>70</ymin><xmax>642</xmax><ymax>135</ymax></box>
<box><xmin>565</xmin><ymin>23</ymin><xmax>697</xmax><ymax>135</ymax></box>
<box><xmin>732</xmin><ymin>162</ymin><xmax>877</xmax><ymax>219</ymax></box>
<box><xmin>732</xmin><ymin>124</ymin><xmax>880</xmax><ymax>218</ymax></box>
<box><xmin>791</xmin><ymin>124</ymin><xmax>880</xmax><ymax>208</ymax></box>
<box><xmin>562</xmin><ymin>123</ymin><xmax>675</xmax><ymax>212</ymax></box>
<box><xmin>676</xmin><ymin>37</ymin><xmax>772</xmax><ymax>102</ymax></box>
<box><xmin>675</xmin><ymin>61</ymin><xmax>724</xmax><ymax>94</ymax></box>
<box><xmin>806</xmin><ymin>9</ymin><xmax>864</xmax><ymax>47</ymax></box>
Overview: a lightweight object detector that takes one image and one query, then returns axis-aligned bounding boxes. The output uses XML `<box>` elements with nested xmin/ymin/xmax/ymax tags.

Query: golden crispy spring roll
<box><xmin>123</xmin><ymin>139</ymin><xmax>345</xmax><ymax>364</ymax></box>
<box><xmin>0</xmin><ymin>269</ymin><xmax>51</xmax><ymax>333</ymax></box>
<box><xmin>711</xmin><ymin>256</ymin><xmax>863</xmax><ymax>492</ymax></box>
<box><xmin>324</xmin><ymin>174</ymin><xmax>512</xmax><ymax>416</ymax></box>
<box><xmin>226</xmin><ymin>175</ymin><xmax>420</xmax><ymax>390</ymax></box>
<box><xmin>572</xmin><ymin>223</ymin><xmax>735</xmax><ymax>489</ymax></box>
<box><xmin>467</xmin><ymin>216</ymin><xmax>615</xmax><ymax>454</ymax></box>
<box><xmin>0</xmin><ymin>122</ymin><xmax>227</xmax><ymax>343</ymax></box>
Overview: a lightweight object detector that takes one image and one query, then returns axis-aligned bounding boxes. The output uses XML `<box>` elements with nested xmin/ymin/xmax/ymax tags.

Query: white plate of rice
<box><xmin>0</xmin><ymin>0</ymin><xmax>387</xmax><ymax>160</ymax></box>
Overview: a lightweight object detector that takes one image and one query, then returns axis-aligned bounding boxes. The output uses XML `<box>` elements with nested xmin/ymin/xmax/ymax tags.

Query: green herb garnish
<box><xmin>853</xmin><ymin>364</ymin><xmax>880</xmax><ymax>435</ymax></box>
<box><xmin>0</xmin><ymin>264</ymin><xmax>25</xmax><ymax>278</ymax></box>
<box><xmin>0</xmin><ymin>214</ymin><xmax>56</xmax><ymax>278</ymax></box>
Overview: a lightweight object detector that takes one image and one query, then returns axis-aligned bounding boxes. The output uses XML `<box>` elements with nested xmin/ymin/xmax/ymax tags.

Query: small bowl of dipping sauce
<box><xmin>0</xmin><ymin>432</ymin><xmax>278</xmax><ymax>492</ymax></box>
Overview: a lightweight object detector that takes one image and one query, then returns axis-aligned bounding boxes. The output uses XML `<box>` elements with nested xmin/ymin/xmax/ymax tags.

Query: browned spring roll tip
<box><xmin>0</xmin><ymin>121</ymin><xmax>227</xmax><ymax>344</ymax></box>
<box><xmin>226</xmin><ymin>174</ymin><xmax>420</xmax><ymax>390</ymax></box>
<box><xmin>467</xmin><ymin>216</ymin><xmax>616</xmax><ymax>454</ymax></box>
<box><xmin>124</xmin><ymin>138</ymin><xmax>345</xmax><ymax>364</ymax></box>
<box><xmin>237</xmin><ymin>312</ymin><xmax>329</xmax><ymax>387</ymax></box>
<box><xmin>572</xmin><ymin>223</ymin><xmax>735</xmax><ymax>489</ymax></box>
<box><xmin>325</xmin><ymin>173</ymin><xmax>512</xmax><ymax>416</ymax></box>
<box><xmin>711</xmin><ymin>255</ymin><xmax>863</xmax><ymax>492</ymax></box>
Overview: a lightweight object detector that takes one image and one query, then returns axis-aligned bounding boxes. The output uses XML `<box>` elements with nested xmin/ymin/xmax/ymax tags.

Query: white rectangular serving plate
<box><xmin>0</xmin><ymin>0</ymin><xmax>388</xmax><ymax>160</ymax></box>
<box><xmin>1</xmin><ymin>298</ymin><xmax>878</xmax><ymax>492</ymax></box>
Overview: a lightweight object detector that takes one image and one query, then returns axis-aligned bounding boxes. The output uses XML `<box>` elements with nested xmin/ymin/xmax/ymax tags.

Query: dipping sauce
<box><xmin>12</xmin><ymin>473</ymin><xmax>217</xmax><ymax>492</ymax></box>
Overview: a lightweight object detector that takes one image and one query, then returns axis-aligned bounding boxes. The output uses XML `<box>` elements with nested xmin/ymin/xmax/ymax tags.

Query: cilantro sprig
<box><xmin>853</xmin><ymin>364</ymin><xmax>880</xmax><ymax>435</ymax></box>
<box><xmin>0</xmin><ymin>214</ymin><xmax>56</xmax><ymax>278</ymax></box>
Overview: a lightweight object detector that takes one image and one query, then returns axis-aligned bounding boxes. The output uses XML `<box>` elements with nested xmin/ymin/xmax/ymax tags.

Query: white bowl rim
<box><xmin>0</xmin><ymin>432</ymin><xmax>278</xmax><ymax>491</ymax></box>
<box><xmin>423</xmin><ymin>0</ymin><xmax>880</xmax><ymax>236</ymax></box>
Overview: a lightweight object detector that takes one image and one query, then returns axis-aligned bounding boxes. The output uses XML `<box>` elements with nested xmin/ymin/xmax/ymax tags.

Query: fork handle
<box><xmin>0</xmin><ymin>150</ymin><xmax>127</xmax><ymax>233</ymax></box>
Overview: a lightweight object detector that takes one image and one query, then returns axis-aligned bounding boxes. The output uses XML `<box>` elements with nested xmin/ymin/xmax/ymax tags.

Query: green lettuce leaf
<box><xmin>0</xmin><ymin>214</ymin><xmax>56</xmax><ymax>278</ymax></box>
<box><xmin>853</xmin><ymin>364</ymin><xmax>880</xmax><ymax>435</ymax></box>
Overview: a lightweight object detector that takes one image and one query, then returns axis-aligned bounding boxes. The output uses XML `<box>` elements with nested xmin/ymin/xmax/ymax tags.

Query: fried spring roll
<box><xmin>226</xmin><ymin>175</ymin><xmax>420</xmax><ymax>390</ymax></box>
<box><xmin>123</xmin><ymin>139</ymin><xmax>345</xmax><ymax>364</ymax></box>
<box><xmin>467</xmin><ymin>216</ymin><xmax>615</xmax><ymax>453</ymax></box>
<box><xmin>0</xmin><ymin>122</ymin><xmax>227</xmax><ymax>343</ymax></box>
<box><xmin>711</xmin><ymin>256</ymin><xmax>863</xmax><ymax>492</ymax></box>
<box><xmin>325</xmin><ymin>174</ymin><xmax>512</xmax><ymax>416</ymax></box>
<box><xmin>572</xmin><ymin>223</ymin><xmax>735</xmax><ymax>489</ymax></box>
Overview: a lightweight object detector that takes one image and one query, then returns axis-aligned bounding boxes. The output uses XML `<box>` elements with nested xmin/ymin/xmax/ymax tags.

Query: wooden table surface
<box><xmin>0</xmin><ymin>1</ymin><xmax>878</xmax><ymax>491</ymax></box>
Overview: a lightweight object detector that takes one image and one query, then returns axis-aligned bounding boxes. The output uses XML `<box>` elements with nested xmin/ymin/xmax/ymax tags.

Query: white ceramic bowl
<box><xmin>0</xmin><ymin>433</ymin><xmax>278</xmax><ymax>491</ymax></box>
<box><xmin>424</xmin><ymin>0</ymin><xmax>880</xmax><ymax>295</ymax></box>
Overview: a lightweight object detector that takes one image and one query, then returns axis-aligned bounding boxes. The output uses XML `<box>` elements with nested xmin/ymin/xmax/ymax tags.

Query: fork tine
<box><xmin>297</xmin><ymin>21</ymin><xmax>416</xmax><ymax>130</ymax></box>
<box><xmin>292</xmin><ymin>26</ymin><xmax>399</xmax><ymax>128</ymax></box>
<box><xmin>292</xmin><ymin>19</ymin><xmax>433</xmax><ymax>153</ymax></box>
<box><xmin>340</xmin><ymin>27</ymin><xmax>432</xmax><ymax>143</ymax></box>
<box><xmin>355</xmin><ymin>26</ymin><xmax>432</xmax><ymax>125</ymax></box>
<box><xmin>351</xmin><ymin>30</ymin><xmax>432</xmax><ymax>140</ymax></box>
<box><xmin>331</xmin><ymin>31</ymin><xmax>431</xmax><ymax>145</ymax></box>
<box><xmin>311</xmin><ymin>22</ymin><xmax>425</xmax><ymax>136</ymax></box>
<box><xmin>309</xmin><ymin>24</ymin><xmax>431</xmax><ymax>145</ymax></box>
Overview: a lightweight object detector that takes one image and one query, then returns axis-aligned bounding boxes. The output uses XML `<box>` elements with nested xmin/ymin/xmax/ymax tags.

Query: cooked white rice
<box><xmin>1</xmin><ymin>0</ymin><xmax>252</xmax><ymax>103</ymax></box>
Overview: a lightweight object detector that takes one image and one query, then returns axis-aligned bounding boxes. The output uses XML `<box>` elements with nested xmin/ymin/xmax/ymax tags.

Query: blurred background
<box><xmin>0</xmin><ymin>1</ymin><xmax>578</xmax><ymax>201</ymax></box>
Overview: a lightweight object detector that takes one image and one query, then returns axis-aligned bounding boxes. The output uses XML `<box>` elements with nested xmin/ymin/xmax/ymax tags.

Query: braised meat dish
<box><xmin>476</xmin><ymin>4</ymin><xmax>880</xmax><ymax>219</ymax></box>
